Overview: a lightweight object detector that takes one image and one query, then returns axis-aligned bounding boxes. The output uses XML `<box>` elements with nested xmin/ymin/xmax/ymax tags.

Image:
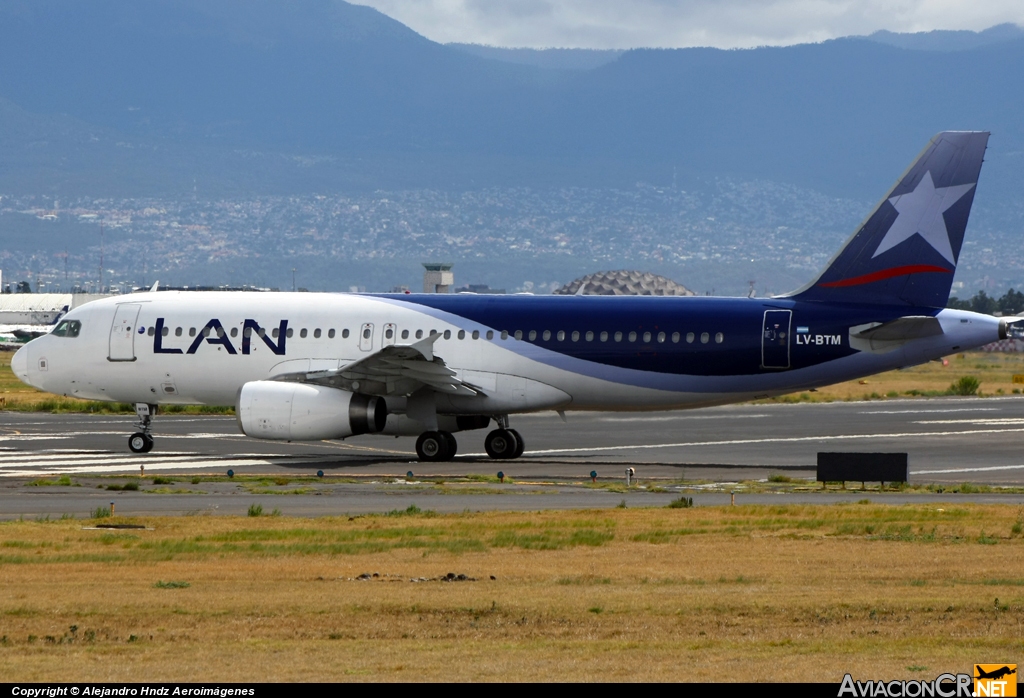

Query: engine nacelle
<box><xmin>236</xmin><ymin>381</ymin><xmax>386</xmax><ymax>441</ymax></box>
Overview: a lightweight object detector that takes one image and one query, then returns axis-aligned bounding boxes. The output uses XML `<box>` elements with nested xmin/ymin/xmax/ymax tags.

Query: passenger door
<box><xmin>761</xmin><ymin>310</ymin><xmax>792</xmax><ymax>369</ymax></box>
<box><xmin>109</xmin><ymin>304</ymin><xmax>142</xmax><ymax>362</ymax></box>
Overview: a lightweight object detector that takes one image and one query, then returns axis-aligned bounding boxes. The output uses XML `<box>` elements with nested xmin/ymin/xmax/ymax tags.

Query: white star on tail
<box><xmin>872</xmin><ymin>170</ymin><xmax>975</xmax><ymax>265</ymax></box>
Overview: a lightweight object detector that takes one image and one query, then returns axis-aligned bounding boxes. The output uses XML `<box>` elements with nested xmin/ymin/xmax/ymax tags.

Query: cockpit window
<box><xmin>51</xmin><ymin>320</ymin><xmax>81</xmax><ymax>338</ymax></box>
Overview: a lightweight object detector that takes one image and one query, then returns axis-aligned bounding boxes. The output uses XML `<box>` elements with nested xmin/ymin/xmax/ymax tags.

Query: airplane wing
<box><xmin>273</xmin><ymin>334</ymin><xmax>483</xmax><ymax>397</ymax></box>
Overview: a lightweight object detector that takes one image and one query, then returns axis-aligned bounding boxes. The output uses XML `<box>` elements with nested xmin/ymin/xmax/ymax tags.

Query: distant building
<box><xmin>455</xmin><ymin>283</ymin><xmax>505</xmax><ymax>295</ymax></box>
<box><xmin>423</xmin><ymin>263</ymin><xmax>454</xmax><ymax>294</ymax></box>
<box><xmin>553</xmin><ymin>270</ymin><xmax>695</xmax><ymax>296</ymax></box>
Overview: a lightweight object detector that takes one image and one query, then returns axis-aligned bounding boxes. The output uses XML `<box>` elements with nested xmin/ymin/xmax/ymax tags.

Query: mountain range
<box><xmin>1</xmin><ymin>1</ymin><xmax>1024</xmax><ymax>200</ymax></box>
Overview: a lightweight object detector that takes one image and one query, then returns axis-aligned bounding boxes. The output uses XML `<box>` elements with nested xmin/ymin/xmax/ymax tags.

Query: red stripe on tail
<box><xmin>818</xmin><ymin>264</ymin><xmax>952</xmax><ymax>288</ymax></box>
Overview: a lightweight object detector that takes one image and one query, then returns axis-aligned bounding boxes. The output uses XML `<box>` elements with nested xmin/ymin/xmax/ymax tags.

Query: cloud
<box><xmin>353</xmin><ymin>0</ymin><xmax>1024</xmax><ymax>49</ymax></box>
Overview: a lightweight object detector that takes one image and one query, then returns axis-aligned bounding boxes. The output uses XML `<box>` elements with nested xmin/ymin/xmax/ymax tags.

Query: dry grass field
<box><xmin>2</xmin><ymin>504</ymin><xmax>1023</xmax><ymax>682</ymax></box>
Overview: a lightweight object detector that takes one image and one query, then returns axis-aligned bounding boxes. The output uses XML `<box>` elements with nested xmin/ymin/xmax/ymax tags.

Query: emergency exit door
<box><xmin>109</xmin><ymin>303</ymin><xmax>141</xmax><ymax>361</ymax></box>
<box><xmin>761</xmin><ymin>310</ymin><xmax>792</xmax><ymax>369</ymax></box>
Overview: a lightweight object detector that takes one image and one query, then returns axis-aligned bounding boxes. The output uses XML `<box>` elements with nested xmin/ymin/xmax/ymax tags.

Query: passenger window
<box><xmin>514</xmin><ymin>330</ymin><xmax>523</xmax><ymax>340</ymax></box>
<box><xmin>175</xmin><ymin>327</ymin><xmax>182</xmax><ymax>337</ymax></box>
<box><xmin>147</xmin><ymin>327</ymin><xmax>155</xmax><ymax>337</ymax></box>
<box><xmin>628</xmin><ymin>331</ymin><xmax>637</xmax><ymax>342</ymax></box>
<box><xmin>686</xmin><ymin>332</ymin><xmax>694</xmax><ymax>343</ymax></box>
<box><xmin>543</xmin><ymin>330</ymin><xmax>551</xmax><ymax>341</ymax></box>
<box><xmin>415</xmin><ymin>329</ymin><xmax>423</xmax><ymax>339</ymax></box>
<box><xmin>272</xmin><ymin>328</ymin><xmax>279</xmax><ymax>338</ymax></box>
<box><xmin>190</xmin><ymin>328</ymin><xmax>197</xmax><ymax>337</ymax></box>
<box><xmin>230</xmin><ymin>327</ymin><xmax>238</xmax><ymax>338</ymax></box>
<box><xmin>500</xmin><ymin>330</ymin><xmax>508</xmax><ymax>340</ymax></box>
<box><xmin>715</xmin><ymin>332</ymin><xmax>724</xmax><ymax>344</ymax></box>
<box><xmin>202</xmin><ymin>327</ymin><xmax>211</xmax><ymax>338</ymax></box>
<box><xmin>657</xmin><ymin>332</ymin><xmax>665</xmax><ymax>343</ymax></box>
<box><xmin>472</xmin><ymin>330</ymin><xmax>480</xmax><ymax>340</ymax></box>
<box><xmin>162</xmin><ymin>326</ymin><xmax>170</xmax><ymax>337</ymax></box>
<box><xmin>430</xmin><ymin>329</ymin><xmax>438</xmax><ymax>336</ymax></box>
<box><xmin>401</xmin><ymin>329</ymin><xmax>409</xmax><ymax>340</ymax></box>
<box><xmin>600</xmin><ymin>331</ymin><xmax>608</xmax><ymax>342</ymax></box>
<box><xmin>300</xmin><ymin>329</ymin><xmax>308</xmax><ymax>338</ymax></box>
<box><xmin>385</xmin><ymin>328</ymin><xmax>394</xmax><ymax>340</ymax></box>
<box><xmin>701</xmin><ymin>332</ymin><xmax>710</xmax><ymax>344</ymax></box>
<box><xmin>216</xmin><ymin>327</ymin><xmax>225</xmax><ymax>338</ymax></box>
<box><xmin>614</xmin><ymin>332</ymin><xmax>622</xmax><ymax>342</ymax></box>
<box><xmin>443</xmin><ymin>330</ymin><xmax>451</xmax><ymax>340</ymax></box>
<box><xmin>284</xmin><ymin>328</ymin><xmax>292</xmax><ymax>338</ymax></box>
<box><xmin>672</xmin><ymin>332</ymin><xmax>680</xmax><ymax>343</ymax></box>
<box><xmin>328</xmin><ymin>329</ymin><xmax>335</xmax><ymax>339</ymax></box>
<box><xmin>243</xmin><ymin>327</ymin><xmax>252</xmax><ymax>338</ymax></box>
<box><xmin>362</xmin><ymin>328</ymin><xmax>370</xmax><ymax>339</ymax></box>
<box><xmin>314</xmin><ymin>329</ymin><xmax>322</xmax><ymax>339</ymax></box>
<box><xmin>585</xmin><ymin>331</ymin><xmax>594</xmax><ymax>341</ymax></box>
<box><xmin>555</xmin><ymin>331</ymin><xmax>564</xmax><ymax>341</ymax></box>
<box><xmin>486</xmin><ymin>330</ymin><xmax>493</xmax><ymax>340</ymax></box>
<box><xmin>529</xmin><ymin>330</ymin><xmax>537</xmax><ymax>341</ymax></box>
<box><xmin>457</xmin><ymin>330</ymin><xmax>465</xmax><ymax>340</ymax></box>
<box><xmin>343</xmin><ymin>329</ymin><xmax>350</xmax><ymax>339</ymax></box>
<box><xmin>258</xmin><ymin>328</ymin><xmax>266</xmax><ymax>338</ymax></box>
<box><xmin>642</xmin><ymin>332</ymin><xmax>651</xmax><ymax>343</ymax></box>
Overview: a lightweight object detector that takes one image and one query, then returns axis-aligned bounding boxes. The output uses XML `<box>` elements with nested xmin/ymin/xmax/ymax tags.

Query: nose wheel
<box><xmin>128</xmin><ymin>432</ymin><xmax>154</xmax><ymax>453</ymax></box>
<box><xmin>128</xmin><ymin>402</ymin><xmax>157</xmax><ymax>454</ymax></box>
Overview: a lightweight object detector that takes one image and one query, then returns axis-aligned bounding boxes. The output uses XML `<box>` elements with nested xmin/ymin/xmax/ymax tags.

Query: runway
<box><xmin>2</xmin><ymin>396</ymin><xmax>1023</xmax><ymax>517</ymax></box>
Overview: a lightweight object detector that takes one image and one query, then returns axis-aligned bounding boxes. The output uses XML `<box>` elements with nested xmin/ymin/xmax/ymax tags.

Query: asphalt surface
<box><xmin>2</xmin><ymin>396</ymin><xmax>1024</xmax><ymax>517</ymax></box>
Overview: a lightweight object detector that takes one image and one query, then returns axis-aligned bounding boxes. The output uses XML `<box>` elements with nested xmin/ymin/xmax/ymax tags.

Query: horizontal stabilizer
<box><xmin>849</xmin><ymin>316</ymin><xmax>943</xmax><ymax>354</ymax></box>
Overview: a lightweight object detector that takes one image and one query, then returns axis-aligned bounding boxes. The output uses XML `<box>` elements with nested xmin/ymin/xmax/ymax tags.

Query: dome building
<box><xmin>552</xmin><ymin>270</ymin><xmax>695</xmax><ymax>296</ymax></box>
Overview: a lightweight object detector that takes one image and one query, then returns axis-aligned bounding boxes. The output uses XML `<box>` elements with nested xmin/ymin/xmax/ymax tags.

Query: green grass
<box><xmin>153</xmin><ymin>580</ymin><xmax>191</xmax><ymax>589</ymax></box>
<box><xmin>27</xmin><ymin>475</ymin><xmax>74</xmax><ymax>487</ymax></box>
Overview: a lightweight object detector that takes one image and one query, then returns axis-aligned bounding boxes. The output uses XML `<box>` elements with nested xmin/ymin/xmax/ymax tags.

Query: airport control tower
<box><xmin>422</xmin><ymin>263</ymin><xmax>453</xmax><ymax>294</ymax></box>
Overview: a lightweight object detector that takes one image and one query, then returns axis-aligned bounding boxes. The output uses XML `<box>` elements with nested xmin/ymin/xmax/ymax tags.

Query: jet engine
<box><xmin>236</xmin><ymin>380</ymin><xmax>386</xmax><ymax>441</ymax></box>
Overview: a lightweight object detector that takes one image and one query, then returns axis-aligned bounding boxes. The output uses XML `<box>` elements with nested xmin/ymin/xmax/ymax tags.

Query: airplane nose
<box><xmin>11</xmin><ymin>344</ymin><xmax>29</xmax><ymax>382</ymax></box>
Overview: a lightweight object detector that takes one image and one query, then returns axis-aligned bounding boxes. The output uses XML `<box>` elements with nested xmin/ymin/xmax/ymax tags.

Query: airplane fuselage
<box><xmin>12</xmin><ymin>291</ymin><xmax>1002</xmax><ymax>415</ymax></box>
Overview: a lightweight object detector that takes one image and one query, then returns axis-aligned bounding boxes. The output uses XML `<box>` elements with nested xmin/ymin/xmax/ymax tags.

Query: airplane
<box><xmin>975</xmin><ymin>666</ymin><xmax>1016</xmax><ymax>681</ymax></box>
<box><xmin>10</xmin><ymin>131</ymin><xmax>1020</xmax><ymax>461</ymax></box>
<box><xmin>0</xmin><ymin>305</ymin><xmax>69</xmax><ymax>346</ymax></box>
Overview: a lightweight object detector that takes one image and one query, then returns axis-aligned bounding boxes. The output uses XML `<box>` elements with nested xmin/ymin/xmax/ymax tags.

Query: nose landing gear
<box><xmin>128</xmin><ymin>403</ymin><xmax>156</xmax><ymax>454</ymax></box>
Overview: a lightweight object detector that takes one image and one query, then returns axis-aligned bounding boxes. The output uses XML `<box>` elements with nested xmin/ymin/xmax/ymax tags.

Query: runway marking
<box><xmin>0</xmin><ymin>431</ymin><xmax>246</xmax><ymax>442</ymax></box>
<box><xmin>511</xmin><ymin>427</ymin><xmax>1024</xmax><ymax>457</ymax></box>
<box><xmin>598</xmin><ymin>414</ymin><xmax>770</xmax><ymax>422</ymax></box>
<box><xmin>914</xmin><ymin>418</ymin><xmax>1024</xmax><ymax>426</ymax></box>
<box><xmin>913</xmin><ymin>464</ymin><xmax>1024</xmax><ymax>475</ymax></box>
<box><xmin>862</xmin><ymin>408</ymin><xmax>1001</xmax><ymax>414</ymax></box>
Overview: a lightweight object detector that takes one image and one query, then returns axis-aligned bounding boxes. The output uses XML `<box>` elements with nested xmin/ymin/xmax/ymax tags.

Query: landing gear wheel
<box><xmin>128</xmin><ymin>432</ymin><xmax>154</xmax><ymax>454</ymax></box>
<box><xmin>416</xmin><ymin>431</ymin><xmax>447</xmax><ymax>462</ymax></box>
<box><xmin>508</xmin><ymin>429</ymin><xmax>525</xmax><ymax>459</ymax></box>
<box><xmin>439</xmin><ymin>431</ymin><xmax>457</xmax><ymax>459</ymax></box>
<box><xmin>485</xmin><ymin>429</ymin><xmax>519</xmax><ymax>460</ymax></box>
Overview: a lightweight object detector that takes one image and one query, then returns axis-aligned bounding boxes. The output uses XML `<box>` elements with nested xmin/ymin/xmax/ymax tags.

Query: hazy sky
<box><xmin>354</xmin><ymin>0</ymin><xmax>1024</xmax><ymax>49</ymax></box>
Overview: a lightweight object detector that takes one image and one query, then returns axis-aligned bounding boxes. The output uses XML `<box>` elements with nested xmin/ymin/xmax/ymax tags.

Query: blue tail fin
<box><xmin>788</xmin><ymin>131</ymin><xmax>989</xmax><ymax>308</ymax></box>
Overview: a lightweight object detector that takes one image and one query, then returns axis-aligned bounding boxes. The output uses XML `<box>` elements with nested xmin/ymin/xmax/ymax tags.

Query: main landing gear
<box><xmin>128</xmin><ymin>403</ymin><xmax>155</xmax><ymax>454</ymax></box>
<box><xmin>415</xmin><ymin>430</ymin><xmax>458</xmax><ymax>462</ymax></box>
<box><xmin>413</xmin><ymin>416</ymin><xmax>526</xmax><ymax>462</ymax></box>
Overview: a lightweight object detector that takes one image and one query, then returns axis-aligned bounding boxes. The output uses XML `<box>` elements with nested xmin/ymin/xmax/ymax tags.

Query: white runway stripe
<box><xmin>913</xmin><ymin>464</ymin><xmax>1024</xmax><ymax>475</ymax></box>
<box><xmin>863</xmin><ymin>408</ymin><xmax>1000</xmax><ymax>414</ymax></box>
<box><xmin>511</xmin><ymin>426</ymin><xmax>1024</xmax><ymax>457</ymax></box>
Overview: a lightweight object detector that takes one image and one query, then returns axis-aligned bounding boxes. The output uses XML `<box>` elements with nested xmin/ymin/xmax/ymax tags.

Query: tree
<box><xmin>15</xmin><ymin>280</ymin><xmax>32</xmax><ymax>294</ymax></box>
<box><xmin>998</xmin><ymin>288</ymin><xmax>1024</xmax><ymax>315</ymax></box>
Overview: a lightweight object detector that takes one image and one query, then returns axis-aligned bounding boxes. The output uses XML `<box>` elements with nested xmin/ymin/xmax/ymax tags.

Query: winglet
<box><xmin>407</xmin><ymin>332</ymin><xmax>442</xmax><ymax>362</ymax></box>
<box><xmin>149</xmin><ymin>280</ymin><xmax>159</xmax><ymax>293</ymax></box>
